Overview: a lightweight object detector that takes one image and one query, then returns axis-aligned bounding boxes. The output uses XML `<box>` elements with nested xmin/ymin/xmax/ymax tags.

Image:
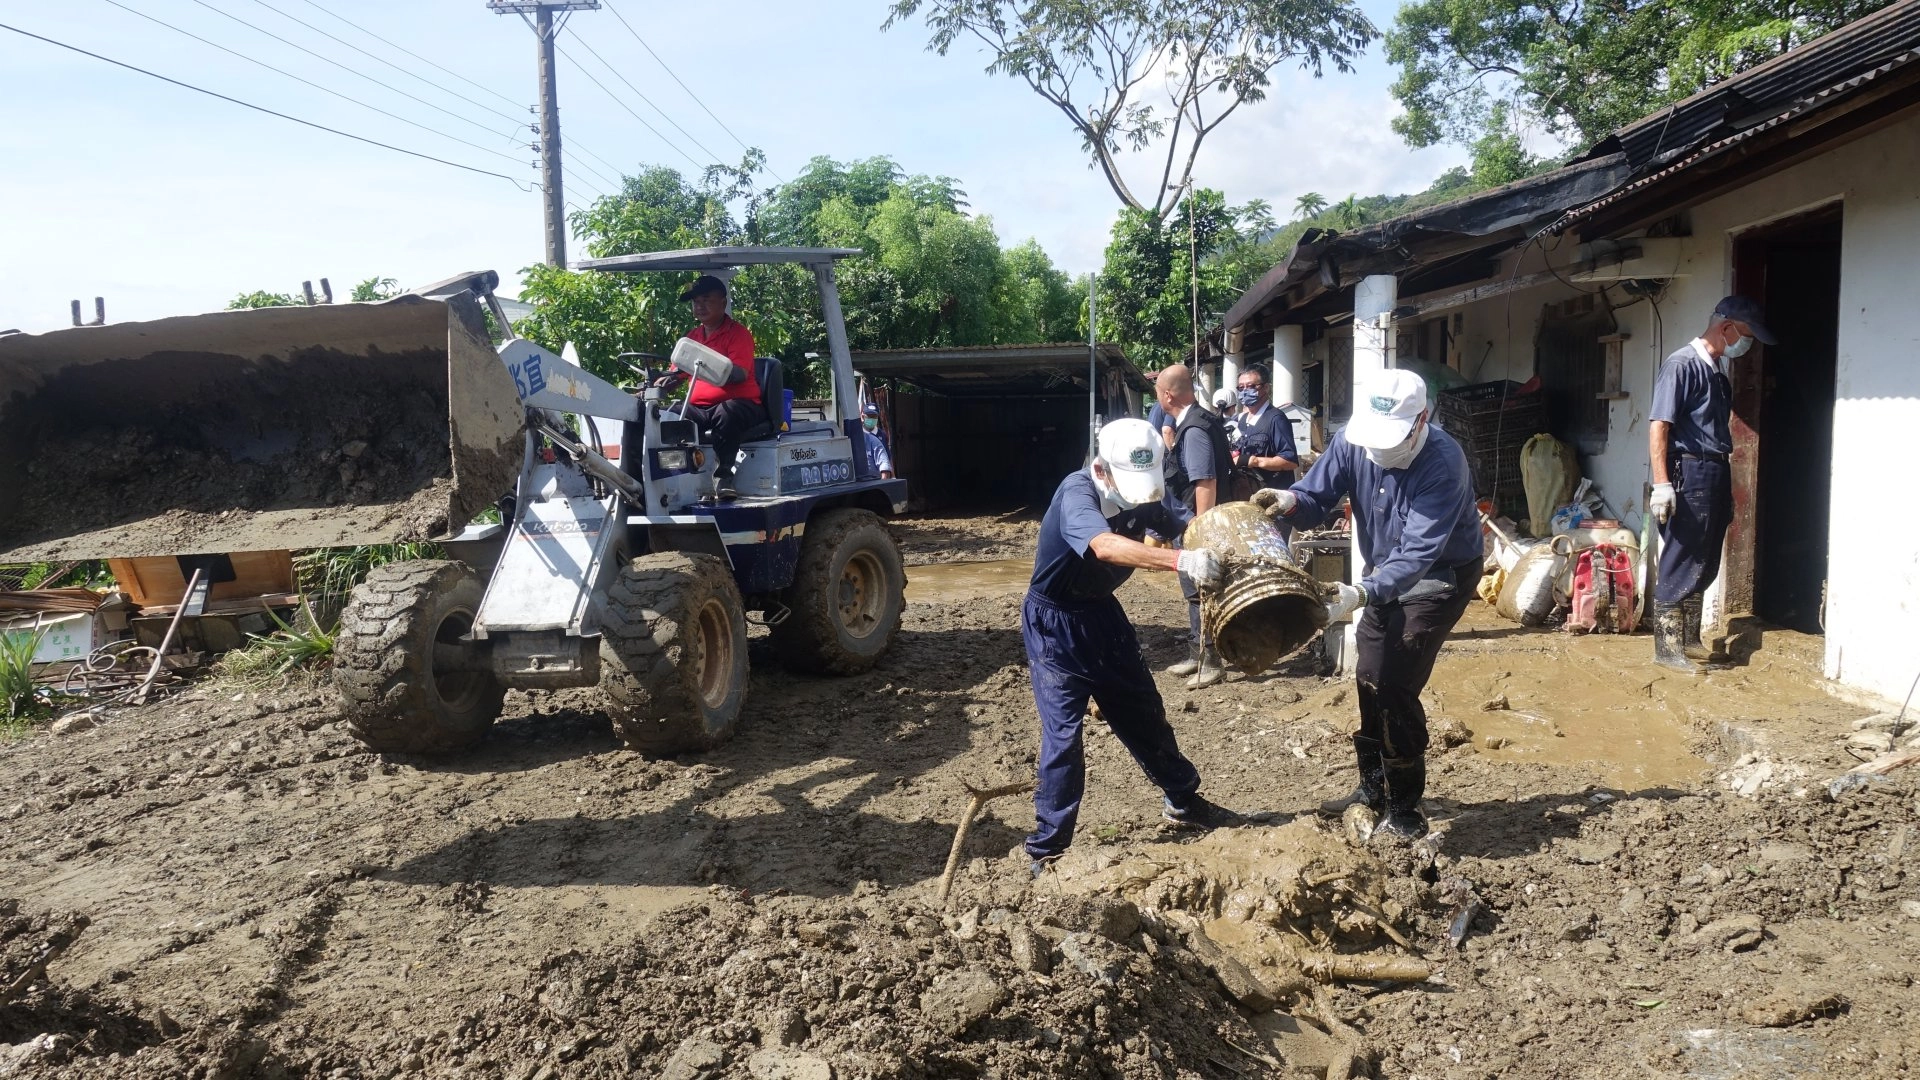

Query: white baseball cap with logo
<box><xmin>1343</xmin><ymin>368</ymin><xmax>1429</xmax><ymax>450</ymax></box>
<box><xmin>1095</xmin><ymin>418</ymin><xmax>1166</xmax><ymax>506</ymax></box>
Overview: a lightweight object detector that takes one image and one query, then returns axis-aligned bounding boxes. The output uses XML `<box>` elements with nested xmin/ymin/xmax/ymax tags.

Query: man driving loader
<box><xmin>665</xmin><ymin>273</ymin><xmax>763</xmax><ymax>500</ymax></box>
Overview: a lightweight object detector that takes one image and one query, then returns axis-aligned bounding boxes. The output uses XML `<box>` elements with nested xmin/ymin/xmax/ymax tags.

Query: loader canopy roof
<box><xmin>570</xmin><ymin>246</ymin><xmax>862</xmax><ymax>273</ymax></box>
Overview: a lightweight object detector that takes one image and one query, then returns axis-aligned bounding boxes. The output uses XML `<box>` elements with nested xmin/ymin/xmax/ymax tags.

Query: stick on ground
<box><xmin>936</xmin><ymin>780</ymin><xmax>1034</xmax><ymax>906</ymax></box>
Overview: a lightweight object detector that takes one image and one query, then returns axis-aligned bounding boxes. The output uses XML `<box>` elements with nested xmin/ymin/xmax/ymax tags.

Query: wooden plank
<box><xmin>108</xmin><ymin>551</ymin><xmax>297</xmax><ymax>609</ymax></box>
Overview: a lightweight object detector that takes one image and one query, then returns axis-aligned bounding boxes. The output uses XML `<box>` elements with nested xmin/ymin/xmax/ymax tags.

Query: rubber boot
<box><xmin>1652</xmin><ymin>601</ymin><xmax>1707</xmax><ymax>674</ymax></box>
<box><xmin>1166</xmin><ymin>651</ymin><xmax>1201</xmax><ymax>678</ymax></box>
<box><xmin>1680</xmin><ymin>595</ymin><xmax>1731</xmax><ymax>667</ymax></box>
<box><xmin>1318</xmin><ymin>736</ymin><xmax>1387</xmax><ymax>816</ymax></box>
<box><xmin>1187</xmin><ymin>645</ymin><xmax>1226</xmax><ymax>689</ymax></box>
<box><xmin>1374</xmin><ymin>756</ymin><xmax>1429</xmax><ymax>841</ymax></box>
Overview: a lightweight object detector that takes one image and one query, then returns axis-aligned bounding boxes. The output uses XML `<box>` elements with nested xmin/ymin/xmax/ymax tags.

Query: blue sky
<box><xmin>0</xmin><ymin>0</ymin><xmax>1465</xmax><ymax>333</ymax></box>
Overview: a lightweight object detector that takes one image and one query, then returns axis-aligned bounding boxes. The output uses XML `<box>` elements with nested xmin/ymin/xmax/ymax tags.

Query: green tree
<box><xmin>1292</xmin><ymin>191</ymin><xmax>1328</xmax><ymax>220</ymax></box>
<box><xmin>1387</xmin><ymin>0</ymin><xmax>1883</xmax><ymax>154</ymax></box>
<box><xmin>1332</xmin><ymin>194</ymin><xmax>1364</xmax><ymax>229</ymax></box>
<box><xmin>886</xmin><ymin>0</ymin><xmax>1375</xmax><ymax>224</ymax></box>
<box><xmin>351</xmin><ymin>277</ymin><xmax>401</xmax><ymax>302</ymax></box>
<box><xmin>227</xmin><ymin>290</ymin><xmax>298</xmax><ymax>309</ymax></box>
<box><xmin>996</xmin><ymin>239</ymin><xmax>1082</xmax><ymax>342</ymax></box>
<box><xmin>1097</xmin><ymin>188</ymin><xmax>1270</xmax><ymax>370</ymax></box>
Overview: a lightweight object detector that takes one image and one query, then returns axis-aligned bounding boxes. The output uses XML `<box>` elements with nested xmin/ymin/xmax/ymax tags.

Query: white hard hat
<box><xmin>1344</xmin><ymin>368</ymin><xmax>1429</xmax><ymax>449</ymax></box>
<box><xmin>1095</xmin><ymin>418</ymin><xmax>1165</xmax><ymax>506</ymax></box>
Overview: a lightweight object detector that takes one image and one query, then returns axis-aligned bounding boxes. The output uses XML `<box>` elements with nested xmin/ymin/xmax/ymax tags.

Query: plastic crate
<box><xmin>1437</xmin><ymin>381</ymin><xmax>1546</xmax><ymax>514</ymax></box>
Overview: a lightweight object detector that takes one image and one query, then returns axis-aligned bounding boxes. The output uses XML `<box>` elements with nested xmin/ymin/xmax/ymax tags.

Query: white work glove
<box><xmin>1325</xmin><ymin>582</ymin><xmax>1367</xmax><ymax>623</ymax></box>
<box><xmin>1177</xmin><ymin>547</ymin><xmax>1224</xmax><ymax>590</ymax></box>
<box><xmin>1649</xmin><ymin>483</ymin><xmax>1676</xmax><ymax>524</ymax></box>
<box><xmin>1250</xmin><ymin>488</ymin><xmax>1297</xmax><ymax>517</ymax></box>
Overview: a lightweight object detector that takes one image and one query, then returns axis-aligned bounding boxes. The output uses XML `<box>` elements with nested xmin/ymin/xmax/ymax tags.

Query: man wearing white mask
<box><xmin>1022</xmin><ymin>418</ymin><xmax>1241</xmax><ymax>873</ymax></box>
<box><xmin>1251</xmin><ymin>369</ymin><xmax>1480</xmax><ymax>840</ymax></box>
<box><xmin>1646</xmin><ymin>295</ymin><xmax>1775</xmax><ymax>674</ymax></box>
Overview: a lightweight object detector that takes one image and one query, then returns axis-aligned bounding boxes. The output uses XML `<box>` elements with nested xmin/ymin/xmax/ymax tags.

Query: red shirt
<box><xmin>686</xmin><ymin>317</ymin><xmax>761</xmax><ymax>407</ymax></box>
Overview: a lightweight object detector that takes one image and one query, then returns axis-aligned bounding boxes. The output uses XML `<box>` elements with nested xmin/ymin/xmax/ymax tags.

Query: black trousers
<box><xmin>684</xmin><ymin>398</ymin><xmax>762</xmax><ymax>478</ymax></box>
<box><xmin>1354</xmin><ymin>561</ymin><xmax>1483</xmax><ymax>764</ymax></box>
<box><xmin>1655</xmin><ymin>455</ymin><xmax>1731</xmax><ymax>603</ymax></box>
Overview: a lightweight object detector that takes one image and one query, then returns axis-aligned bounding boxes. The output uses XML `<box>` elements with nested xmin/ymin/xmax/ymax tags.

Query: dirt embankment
<box><xmin>0</xmin><ymin>515</ymin><xmax>1913</xmax><ymax>1078</ymax></box>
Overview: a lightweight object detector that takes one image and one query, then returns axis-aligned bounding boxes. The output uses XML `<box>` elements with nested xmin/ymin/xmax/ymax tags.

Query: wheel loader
<box><xmin>0</xmin><ymin>246</ymin><xmax>908</xmax><ymax>755</ymax></box>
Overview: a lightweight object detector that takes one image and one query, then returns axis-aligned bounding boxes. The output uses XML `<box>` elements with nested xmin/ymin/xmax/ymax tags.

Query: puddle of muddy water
<box><xmin>904</xmin><ymin>558</ymin><xmax>1030</xmax><ymax>604</ymax></box>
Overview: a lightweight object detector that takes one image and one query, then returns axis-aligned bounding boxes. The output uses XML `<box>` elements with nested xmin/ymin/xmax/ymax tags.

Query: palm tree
<box><xmin>1293</xmin><ymin>191</ymin><xmax>1328</xmax><ymax>220</ymax></box>
<box><xmin>1333</xmin><ymin>194</ymin><xmax>1365</xmax><ymax>229</ymax></box>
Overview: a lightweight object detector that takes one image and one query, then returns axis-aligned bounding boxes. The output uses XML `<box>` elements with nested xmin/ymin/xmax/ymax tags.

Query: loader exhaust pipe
<box><xmin>0</xmin><ymin>290</ymin><xmax>525</xmax><ymax>561</ymax></box>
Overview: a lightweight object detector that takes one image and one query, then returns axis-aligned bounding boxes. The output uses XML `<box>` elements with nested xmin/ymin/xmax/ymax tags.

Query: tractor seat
<box><xmin>732</xmin><ymin>355</ymin><xmax>785</xmax><ymax>444</ymax></box>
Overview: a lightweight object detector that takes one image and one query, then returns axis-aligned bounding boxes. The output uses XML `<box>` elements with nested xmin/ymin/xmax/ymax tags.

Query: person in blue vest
<box><xmin>860</xmin><ymin>403</ymin><xmax>894</xmax><ymax>479</ymax></box>
<box><xmin>1646</xmin><ymin>295</ymin><xmax>1774</xmax><ymax>673</ymax></box>
<box><xmin>1024</xmin><ymin>418</ymin><xmax>1242</xmax><ymax>874</ymax></box>
<box><xmin>1253</xmin><ymin>369</ymin><xmax>1481</xmax><ymax>841</ymax></box>
<box><xmin>1231</xmin><ymin>366</ymin><xmax>1300</xmax><ymax>490</ymax></box>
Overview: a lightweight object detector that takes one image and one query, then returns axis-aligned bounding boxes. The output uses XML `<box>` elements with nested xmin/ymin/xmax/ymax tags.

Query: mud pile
<box><xmin>436</xmin><ymin>888</ymin><xmax>1293</xmax><ymax>1079</ymax></box>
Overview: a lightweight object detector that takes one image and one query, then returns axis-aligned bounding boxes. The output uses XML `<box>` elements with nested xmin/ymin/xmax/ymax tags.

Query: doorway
<box><xmin>1727</xmin><ymin>207</ymin><xmax>1842</xmax><ymax>633</ymax></box>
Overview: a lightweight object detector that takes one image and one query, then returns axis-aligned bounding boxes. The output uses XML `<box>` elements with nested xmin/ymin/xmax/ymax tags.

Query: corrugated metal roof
<box><xmin>1587</xmin><ymin>0</ymin><xmax>1920</xmax><ymax>169</ymax></box>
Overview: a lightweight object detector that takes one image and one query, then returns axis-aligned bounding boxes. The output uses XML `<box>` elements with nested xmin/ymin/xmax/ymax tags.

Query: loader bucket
<box><xmin>0</xmin><ymin>292</ymin><xmax>525</xmax><ymax>561</ymax></box>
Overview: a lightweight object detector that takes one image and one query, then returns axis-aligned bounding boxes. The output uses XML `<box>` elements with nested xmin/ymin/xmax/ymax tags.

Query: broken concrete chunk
<box><xmin>48</xmin><ymin>714</ymin><xmax>95</xmax><ymax>736</ymax></box>
<box><xmin>1677</xmin><ymin>914</ymin><xmax>1766</xmax><ymax>955</ymax></box>
<box><xmin>919</xmin><ymin>968</ymin><xmax>1006</xmax><ymax>1038</ymax></box>
<box><xmin>1847</xmin><ymin>731</ymin><xmax>1896</xmax><ymax>754</ymax></box>
<box><xmin>747</xmin><ymin>1048</ymin><xmax>834</xmax><ymax>1080</ymax></box>
<box><xmin>1006</xmin><ymin>925</ymin><xmax>1051</xmax><ymax>974</ymax></box>
<box><xmin>1898</xmin><ymin>900</ymin><xmax>1920</xmax><ymax>921</ymax></box>
<box><xmin>1738</xmin><ymin>990</ymin><xmax>1849</xmax><ymax>1027</ymax></box>
<box><xmin>1057</xmin><ymin>932</ymin><xmax>1129</xmax><ymax>986</ymax></box>
<box><xmin>660</xmin><ymin>1037</ymin><xmax>729</xmax><ymax>1080</ymax></box>
<box><xmin>1569</xmin><ymin>837</ymin><xmax>1623</xmax><ymax>865</ymax></box>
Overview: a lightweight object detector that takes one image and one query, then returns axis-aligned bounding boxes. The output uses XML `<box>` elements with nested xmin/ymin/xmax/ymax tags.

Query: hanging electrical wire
<box><xmin>552</xmin><ymin>41</ymin><xmax>703</xmax><ymax>170</ymax></box>
<box><xmin>244</xmin><ymin>0</ymin><xmax>528</xmax><ymax>129</ymax></box>
<box><xmin>599</xmin><ymin>0</ymin><xmax>778</xmax><ymax>181</ymax></box>
<box><xmin>0</xmin><ymin>20</ymin><xmax>530</xmax><ymax>186</ymax></box>
<box><xmin>101</xmin><ymin>0</ymin><xmax>527</xmax><ymax>166</ymax></box>
<box><xmin>184</xmin><ymin>0</ymin><xmax>520</xmax><ymax>141</ymax></box>
<box><xmin>295</xmin><ymin>0</ymin><xmax>525</xmax><ymax>110</ymax></box>
<box><xmin>560</xmin><ymin>26</ymin><xmax>725</xmax><ymax>167</ymax></box>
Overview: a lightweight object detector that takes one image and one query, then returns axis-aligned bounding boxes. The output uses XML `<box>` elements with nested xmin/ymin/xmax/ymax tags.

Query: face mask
<box><xmin>863</xmin><ymin>418</ymin><xmax>879</xmax><ymax>432</ymax></box>
<box><xmin>1237</xmin><ymin>388</ymin><xmax>1262</xmax><ymax>408</ymax></box>
<box><xmin>1364</xmin><ymin>424</ymin><xmax>1429</xmax><ymax>470</ymax></box>
<box><xmin>1722</xmin><ymin>334</ymin><xmax>1753</xmax><ymax>359</ymax></box>
<box><xmin>1094</xmin><ymin>465</ymin><xmax>1139</xmax><ymax>514</ymax></box>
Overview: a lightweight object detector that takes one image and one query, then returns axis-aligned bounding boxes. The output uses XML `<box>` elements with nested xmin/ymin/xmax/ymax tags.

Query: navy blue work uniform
<box><xmin>1279</xmin><ymin>428</ymin><xmax>1482</xmax><ymax>800</ymax></box>
<box><xmin>1235</xmin><ymin>403</ymin><xmax>1299</xmax><ymax>489</ymax></box>
<box><xmin>1024</xmin><ymin>471</ymin><xmax>1202</xmax><ymax>859</ymax></box>
<box><xmin>1648</xmin><ymin>342</ymin><xmax>1734</xmax><ymax>603</ymax></box>
<box><xmin>1166</xmin><ymin>406</ymin><xmax>1233</xmax><ymax>646</ymax></box>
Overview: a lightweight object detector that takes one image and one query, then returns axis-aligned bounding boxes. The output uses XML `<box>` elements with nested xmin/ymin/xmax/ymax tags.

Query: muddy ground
<box><xmin>0</xmin><ymin>512</ymin><xmax>1915</xmax><ymax>1078</ymax></box>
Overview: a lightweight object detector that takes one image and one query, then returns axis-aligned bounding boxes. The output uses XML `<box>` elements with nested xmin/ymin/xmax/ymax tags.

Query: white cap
<box><xmin>1095</xmin><ymin>418</ymin><xmax>1165</xmax><ymax>506</ymax></box>
<box><xmin>1344</xmin><ymin>368</ymin><xmax>1428</xmax><ymax>449</ymax></box>
<box><xmin>1212</xmin><ymin>387</ymin><xmax>1234</xmax><ymax>409</ymax></box>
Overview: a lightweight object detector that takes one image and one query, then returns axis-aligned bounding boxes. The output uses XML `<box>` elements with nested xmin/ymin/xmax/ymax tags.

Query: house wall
<box><xmin>1440</xmin><ymin>109</ymin><xmax>1920</xmax><ymax>702</ymax></box>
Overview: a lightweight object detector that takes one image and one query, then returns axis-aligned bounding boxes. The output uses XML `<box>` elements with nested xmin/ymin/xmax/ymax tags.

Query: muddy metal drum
<box><xmin>1181</xmin><ymin>502</ymin><xmax>1329</xmax><ymax>673</ymax></box>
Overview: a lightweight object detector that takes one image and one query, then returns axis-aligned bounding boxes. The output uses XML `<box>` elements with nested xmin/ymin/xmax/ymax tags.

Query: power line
<box><xmin>599</xmin><ymin>0</ymin><xmax>776</xmax><ymax>181</ymax></box>
<box><xmin>560</xmin><ymin>26</ymin><xmax>726</xmax><ymax>167</ymax></box>
<box><xmin>573</xmin><ymin>141</ymin><xmax>627</xmax><ymax>181</ymax></box>
<box><xmin>102</xmin><ymin>0</ymin><xmax>528</xmax><ymax>166</ymax></box>
<box><xmin>553</xmin><ymin>40</ymin><xmax>702</xmax><ymax>170</ymax></box>
<box><xmin>247</xmin><ymin>0</ymin><xmax>527</xmax><ymax>129</ymax></box>
<box><xmin>295</xmin><ymin>0</ymin><xmax>525</xmax><ymax>110</ymax></box>
<box><xmin>0</xmin><ymin>20</ymin><xmax>528</xmax><ymax>185</ymax></box>
<box><xmin>566</xmin><ymin>153</ymin><xmax>618</xmax><ymax>191</ymax></box>
<box><xmin>184</xmin><ymin>0</ymin><xmax>518</xmax><ymax>141</ymax></box>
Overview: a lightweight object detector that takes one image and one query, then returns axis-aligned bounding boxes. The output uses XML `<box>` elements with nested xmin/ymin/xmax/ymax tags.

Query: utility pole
<box><xmin>488</xmin><ymin>1</ymin><xmax>599</xmax><ymax>267</ymax></box>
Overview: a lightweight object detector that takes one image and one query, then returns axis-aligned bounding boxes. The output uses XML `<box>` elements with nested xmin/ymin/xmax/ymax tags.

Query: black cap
<box><xmin>1712</xmin><ymin>295</ymin><xmax>1776</xmax><ymax>344</ymax></box>
<box><xmin>678</xmin><ymin>274</ymin><xmax>727</xmax><ymax>302</ymax></box>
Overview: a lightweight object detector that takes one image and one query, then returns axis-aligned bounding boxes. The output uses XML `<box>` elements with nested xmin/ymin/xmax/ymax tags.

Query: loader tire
<box><xmin>334</xmin><ymin>560</ymin><xmax>503</xmax><ymax>755</ymax></box>
<box><xmin>772</xmin><ymin>508</ymin><xmax>905</xmax><ymax>676</ymax></box>
<box><xmin>600</xmin><ymin>552</ymin><xmax>748</xmax><ymax>755</ymax></box>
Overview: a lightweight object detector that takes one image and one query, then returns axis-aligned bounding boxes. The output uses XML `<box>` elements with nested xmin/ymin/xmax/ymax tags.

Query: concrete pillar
<box><xmin>1334</xmin><ymin>275</ymin><xmax>1398</xmax><ymax>675</ymax></box>
<box><xmin>1271</xmin><ymin>325</ymin><xmax>1303</xmax><ymax>408</ymax></box>
<box><xmin>1222</xmin><ymin>327</ymin><xmax>1245</xmax><ymax>404</ymax></box>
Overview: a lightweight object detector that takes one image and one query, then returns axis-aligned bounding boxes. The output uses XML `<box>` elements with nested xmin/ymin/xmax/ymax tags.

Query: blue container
<box><xmin>782</xmin><ymin>389</ymin><xmax>794</xmax><ymax>430</ymax></box>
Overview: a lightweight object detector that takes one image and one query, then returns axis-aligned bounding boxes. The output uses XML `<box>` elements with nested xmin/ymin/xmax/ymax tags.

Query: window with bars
<box><xmin>1533</xmin><ymin>302</ymin><xmax>1613</xmax><ymax>455</ymax></box>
